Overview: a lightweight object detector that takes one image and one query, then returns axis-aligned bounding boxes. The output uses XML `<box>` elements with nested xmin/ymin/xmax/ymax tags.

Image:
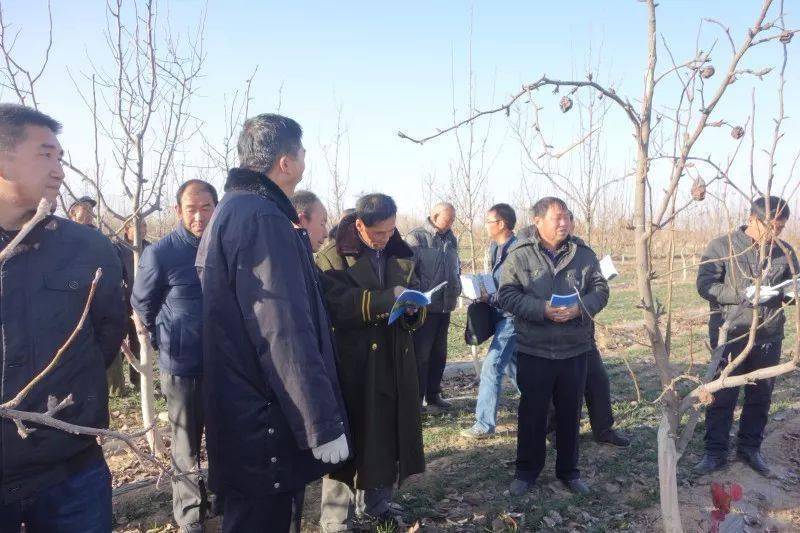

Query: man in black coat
<box><xmin>694</xmin><ymin>196</ymin><xmax>798</xmax><ymax>476</ymax></box>
<box><xmin>196</xmin><ymin>114</ymin><xmax>349</xmax><ymax>532</ymax></box>
<box><xmin>0</xmin><ymin>104</ymin><xmax>126</xmax><ymax>532</ymax></box>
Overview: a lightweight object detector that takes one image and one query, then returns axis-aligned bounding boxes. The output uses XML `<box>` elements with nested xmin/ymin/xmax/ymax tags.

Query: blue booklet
<box><xmin>549</xmin><ymin>291</ymin><xmax>579</xmax><ymax>307</ymax></box>
<box><xmin>388</xmin><ymin>282</ymin><xmax>448</xmax><ymax>325</ymax></box>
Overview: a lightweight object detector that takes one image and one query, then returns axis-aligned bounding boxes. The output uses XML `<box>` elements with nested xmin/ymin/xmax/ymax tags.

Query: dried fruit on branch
<box><xmin>701</xmin><ymin>65</ymin><xmax>715</xmax><ymax>79</ymax></box>
<box><xmin>731</xmin><ymin>126</ymin><xmax>745</xmax><ymax>139</ymax></box>
<box><xmin>780</xmin><ymin>31</ymin><xmax>793</xmax><ymax>44</ymax></box>
<box><xmin>691</xmin><ymin>177</ymin><xmax>707</xmax><ymax>201</ymax></box>
<box><xmin>560</xmin><ymin>95</ymin><xmax>573</xmax><ymax>113</ymax></box>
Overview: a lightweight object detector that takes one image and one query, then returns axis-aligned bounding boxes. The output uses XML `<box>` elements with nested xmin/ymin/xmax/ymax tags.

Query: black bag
<box><xmin>464</xmin><ymin>301</ymin><xmax>496</xmax><ymax>346</ymax></box>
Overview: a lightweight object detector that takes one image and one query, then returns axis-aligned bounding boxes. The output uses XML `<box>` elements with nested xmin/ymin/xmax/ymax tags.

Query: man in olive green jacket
<box><xmin>315</xmin><ymin>194</ymin><xmax>426</xmax><ymax>531</ymax></box>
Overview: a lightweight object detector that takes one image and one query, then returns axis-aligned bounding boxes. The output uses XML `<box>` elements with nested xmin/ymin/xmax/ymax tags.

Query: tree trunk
<box><xmin>657</xmin><ymin>412</ymin><xmax>684</xmax><ymax>533</ymax></box>
<box><xmin>132</xmin><ymin>244</ymin><xmax>164</xmax><ymax>455</ymax></box>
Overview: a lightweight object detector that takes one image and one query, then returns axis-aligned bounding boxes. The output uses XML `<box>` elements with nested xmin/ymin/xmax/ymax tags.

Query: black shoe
<box><xmin>562</xmin><ymin>478</ymin><xmax>590</xmax><ymax>495</ymax></box>
<box><xmin>427</xmin><ymin>394</ymin><xmax>451</xmax><ymax>410</ymax></box>
<box><xmin>510</xmin><ymin>478</ymin><xmax>533</xmax><ymax>496</ymax></box>
<box><xmin>693</xmin><ymin>453</ymin><xmax>727</xmax><ymax>475</ymax></box>
<box><xmin>595</xmin><ymin>429</ymin><xmax>631</xmax><ymax>447</ymax></box>
<box><xmin>737</xmin><ymin>449</ymin><xmax>771</xmax><ymax>476</ymax></box>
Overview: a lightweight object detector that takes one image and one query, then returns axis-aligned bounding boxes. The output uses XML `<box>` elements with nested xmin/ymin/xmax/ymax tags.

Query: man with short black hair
<box><xmin>0</xmin><ymin>103</ymin><xmax>125</xmax><ymax>532</ymax></box>
<box><xmin>461</xmin><ymin>203</ymin><xmax>519</xmax><ymax>439</ymax></box>
<box><xmin>132</xmin><ymin>179</ymin><xmax>218</xmax><ymax>532</ymax></box>
<box><xmin>694</xmin><ymin>195</ymin><xmax>798</xmax><ymax>476</ymax></box>
<box><xmin>197</xmin><ymin>113</ymin><xmax>349</xmax><ymax>532</ymax></box>
<box><xmin>292</xmin><ymin>189</ymin><xmax>329</xmax><ymax>252</ymax></box>
<box><xmin>316</xmin><ymin>193</ymin><xmax>426</xmax><ymax>531</ymax></box>
<box><xmin>499</xmin><ymin>196</ymin><xmax>609</xmax><ymax>497</ymax></box>
<box><xmin>406</xmin><ymin>202</ymin><xmax>462</xmax><ymax>412</ymax></box>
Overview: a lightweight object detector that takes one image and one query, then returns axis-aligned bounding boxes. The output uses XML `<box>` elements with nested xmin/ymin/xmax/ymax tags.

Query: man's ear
<box><xmin>173</xmin><ymin>204</ymin><xmax>182</xmax><ymax>218</ymax></box>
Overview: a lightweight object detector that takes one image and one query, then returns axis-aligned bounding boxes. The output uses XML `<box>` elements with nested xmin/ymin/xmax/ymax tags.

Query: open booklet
<box><xmin>549</xmin><ymin>291</ymin><xmax>579</xmax><ymax>307</ymax></box>
<box><xmin>388</xmin><ymin>282</ymin><xmax>448</xmax><ymax>325</ymax></box>
<box><xmin>767</xmin><ymin>278</ymin><xmax>800</xmax><ymax>297</ymax></box>
<box><xmin>460</xmin><ymin>273</ymin><xmax>496</xmax><ymax>300</ymax></box>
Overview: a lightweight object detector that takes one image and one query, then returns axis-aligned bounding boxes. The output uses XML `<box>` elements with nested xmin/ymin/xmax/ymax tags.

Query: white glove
<box><xmin>311</xmin><ymin>433</ymin><xmax>349</xmax><ymax>464</ymax></box>
<box><xmin>744</xmin><ymin>285</ymin><xmax>780</xmax><ymax>305</ymax></box>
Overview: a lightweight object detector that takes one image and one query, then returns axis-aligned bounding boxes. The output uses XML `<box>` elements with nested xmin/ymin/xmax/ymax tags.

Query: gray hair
<box><xmin>237</xmin><ymin>113</ymin><xmax>303</xmax><ymax>174</ymax></box>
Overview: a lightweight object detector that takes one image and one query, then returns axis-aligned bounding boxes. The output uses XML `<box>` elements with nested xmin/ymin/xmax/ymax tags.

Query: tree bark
<box><xmin>657</xmin><ymin>411</ymin><xmax>684</xmax><ymax>533</ymax></box>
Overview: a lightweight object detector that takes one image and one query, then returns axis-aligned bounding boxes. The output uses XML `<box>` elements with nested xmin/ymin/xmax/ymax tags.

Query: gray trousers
<box><xmin>161</xmin><ymin>373</ymin><xmax>207</xmax><ymax>527</ymax></box>
<box><xmin>319</xmin><ymin>477</ymin><xmax>392</xmax><ymax>532</ymax></box>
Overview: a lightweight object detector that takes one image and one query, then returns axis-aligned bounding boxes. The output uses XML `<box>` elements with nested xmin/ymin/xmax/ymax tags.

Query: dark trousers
<box><xmin>161</xmin><ymin>373</ymin><xmax>207</xmax><ymax>527</ymax></box>
<box><xmin>704</xmin><ymin>339</ymin><xmax>782</xmax><ymax>456</ymax></box>
<box><xmin>223</xmin><ymin>489</ymin><xmax>303</xmax><ymax>533</ymax></box>
<box><xmin>516</xmin><ymin>352</ymin><xmax>588</xmax><ymax>483</ymax></box>
<box><xmin>413</xmin><ymin>312</ymin><xmax>451</xmax><ymax>400</ymax></box>
<box><xmin>0</xmin><ymin>459</ymin><xmax>112</xmax><ymax>533</ymax></box>
<box><xmin>546</xmin><ymin>347</ymin><xmax>614</xmax><ymax>437</ymax></box>
<box><xmin>127</xmin><ymin>318</ymin><xmax>141</xmax><ymax>388</ymax></box>
<box><xmin>708</xmin><ymin>309</ymin><xmax>724</xmax><ymax>350</ymax></box>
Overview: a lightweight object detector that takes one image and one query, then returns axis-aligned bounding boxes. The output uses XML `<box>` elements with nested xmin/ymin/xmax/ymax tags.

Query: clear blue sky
<box><xmin>2</xmin><ymin>0</ymin><xmax>797</xmax><ymax>220</ymax></box>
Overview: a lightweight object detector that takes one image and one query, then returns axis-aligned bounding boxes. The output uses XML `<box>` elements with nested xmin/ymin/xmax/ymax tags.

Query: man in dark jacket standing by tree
<box><xmin>499</xmin><ymin>197</ymin><xmax>609</xmax><ymax>497</ymax></box>
<box><xmin>406</xmin><ymin>202</ymin><xmax>462</xmax><ymax>412</ymax></box>
<box><xmin>0</xmin><ymin>104</ymin><xmax>125</xmax><ymax>532</ymax></box>
<box><xmin>694</xmin><ymin>196</ymin><xmax>798</xmax><ymax>477</ymax></box>
<box><xmin>196</xmin><ymin>114</ymin><xmax>349</xmax><ymax>533</ymax></box>
<box><xmin>132</xmin><ymin>179</ymin><xmax>218</xmax><ymax>533</ymax></box>
<box><xmin>316</xmin><ymin>194</ymin><xmax>426</xmax><ymax>531</ymax></box>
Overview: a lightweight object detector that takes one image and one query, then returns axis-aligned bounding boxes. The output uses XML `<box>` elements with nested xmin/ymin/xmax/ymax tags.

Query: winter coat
<box><xmin>0</xmin><ymin>216</ymin><xmax>125</xmax><ymax>503</ymax></box>
<box><xmin>131</xmin><ymin>224</ymin><xmax>203</xmax><ymax>377</ymax></box>
<box><xmin>696</xmin><ymin>227</ymin><xmax>799</xmax><ymax>344</ymax></box>
<box><xmin>487</xmin><ymin>234</ymin><xmax>517</xmax><ymax>312</ymax></box>
<box><xmin>405</xmin><ymin>219</ymin><xmax>462</xmax><ymax>313</ymax></box>
<box><xmin>114</xmin><ymin>237</ymin><xmax>151</xmax><ymax>306</ymax></box>
<box><xmin>316</xmin><ymin>213</ymin><xmax>426</xmax><ymax>489</ymax></box>
<box><xmin>196</xmin><ymin>167</ymin><xmax>348</xmax><ymax>497</ymax></box>
<box><xmin>498</xmin><ymin>230</ymin><xmax>609</xmax><ymax>359</ymax></box>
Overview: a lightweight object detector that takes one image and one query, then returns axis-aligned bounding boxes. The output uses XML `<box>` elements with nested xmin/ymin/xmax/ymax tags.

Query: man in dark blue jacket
<box><xmin>132</xmin><ymin>179</ymin><xmax>218</xmax><ymax>533</ymax></box>
<box><xmin>0</xmin><ymin>104</ymin><xmax>125</xmax><ymax>532</ymax></box>
<box><xmin>196</xmin><ymin>114</ymin><xmax>349</xmax><ymax>533</ymax></box>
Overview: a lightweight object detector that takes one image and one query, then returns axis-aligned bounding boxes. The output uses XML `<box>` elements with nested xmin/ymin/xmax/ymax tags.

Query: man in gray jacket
<box><xmin>406</xmin><ymin>202</ymin><xmax>462</xmax><ymax>411</ymax></box>
<box><xmin>694</xmin><ymin>196</ymin><xmax>798</xmax><ymax>476</ymax></box>
<box><xmin>498</xmin><ymin>197</ymin><xmax>609</xmax><ymax>496</ymax></box>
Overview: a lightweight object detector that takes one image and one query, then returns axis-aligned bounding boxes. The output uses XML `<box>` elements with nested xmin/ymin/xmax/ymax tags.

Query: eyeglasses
<box><xmin>485</xmin><ymin>219</ymin><xmax>501</xmax><ymax>225</ymax></box>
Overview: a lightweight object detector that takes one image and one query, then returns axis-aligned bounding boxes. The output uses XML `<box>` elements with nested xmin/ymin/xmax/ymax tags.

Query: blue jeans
<box><xmin>0</xmin><ymin>459</ymin><xmax>112</xmax><ymax>533</ymax></box>
<box><xmin>472</xmin><ymin>316</ymin><xmax>517</xmax><ymax>433</ymax></box>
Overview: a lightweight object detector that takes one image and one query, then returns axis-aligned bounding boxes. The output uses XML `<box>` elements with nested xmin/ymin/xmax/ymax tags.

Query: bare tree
<box><xmin>399</xmin><ymin>2</ymin><xmax>798</xmax><ymax>530</ymax></box>
<box><xmin>321</xmin><ymin>102</ymin><xmax>350</xmax><ymax>221</ymax></box>
<box><xmin>0</xmin><ymin>0</ymin><xmax>52</xmax><ymax>109</ymax></box>
<box><xmin>62</xmin><ymin>0</ymin><xmax>206</xmax><ymax>453</ymax></box>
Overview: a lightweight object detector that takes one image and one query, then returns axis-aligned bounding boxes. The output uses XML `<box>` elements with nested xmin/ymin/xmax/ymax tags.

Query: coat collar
<box><xmin>224</xmin><ymin>167</ymin><xmax>299</xmax><ymax>224</ymax></box>
<box><xmin>335</xmin><ymin>213</ymin><xmax>413</xmax><ymax>260</ymax></box>
<box><xmin>175</xmin><ymin>221</ymin><xmax>200</xmax><ymax>248</ymax></box>
<box><xmin>424</xmin><ymin>217</ymin><xmax>455</xmax><ymax>241</ymax></box>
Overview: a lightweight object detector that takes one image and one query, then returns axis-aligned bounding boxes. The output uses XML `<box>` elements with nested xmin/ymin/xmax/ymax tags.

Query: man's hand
<box><xmin>393</xmin><ymin>286</ymin><xmax>406</xmax><ymax>298</ymax></box>
<box><xmin>477</xmin><ymin>287</ymin><xmax>490</xmax><ymax>303</ymax></box>
<box><xmin>311</xmin><ymin>433</ymin><xmax>349</xmax><ymax>464</ymax></box>
<box><xmin>545</xmin><ymin>303</ymin><xmax>580</xmax><ymax>323</ymax></box>
<box><xmin>744</xmin><ymin>285</ymin><xmax>780</xmax><ymax>305</ymax></box>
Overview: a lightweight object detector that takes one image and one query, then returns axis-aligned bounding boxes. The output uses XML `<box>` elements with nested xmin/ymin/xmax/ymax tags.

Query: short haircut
<box><xmin>176</xmin><ymin>179</ymin><xmax>218</xmax><ymax>206</ymax></box>
<box><xmin>237</xmin><ymin>113</ymin><xmax>303</xmax><ymax>173</ymax></box>
<box><xmin>489</xmin><ymin>203</ymin><xmax>516</xmax><ymax>230</ymax></box>
<box><xmin>532</xmin><ymin>196</ymin><xmax>569</xmax><ymax>219</ymax></box>
<box><xmin>751</xmin><ymin>195</ymin><xmax>790</xmax><ymax>222</ymax></box>
<box><xmin>292</xmin><ymin>189</ymin><xmax>322</xmax><ymax>218</ymax></box>
<box><xmin>356</xmin><ymin>194</ymin><xmax>397</xmax><ymax>227</ymax></box>
<box><xmin>0</xmin><ymin>103</ymin><xmax>62</xmax><ymax>152</ymax></box>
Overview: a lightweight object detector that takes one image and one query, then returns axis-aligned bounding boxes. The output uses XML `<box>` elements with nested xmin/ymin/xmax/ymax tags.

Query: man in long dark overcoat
<box><xmin>315</xmin><ymin>193</ymin><xmax>426</xmax><ymax>531</ymax></box>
